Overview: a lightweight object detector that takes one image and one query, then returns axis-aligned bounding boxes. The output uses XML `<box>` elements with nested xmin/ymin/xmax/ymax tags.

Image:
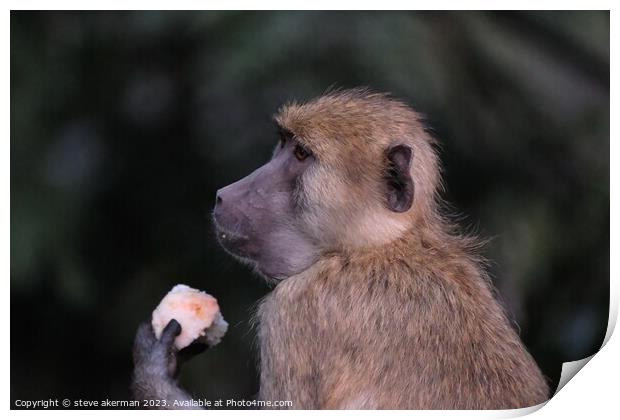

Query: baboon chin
<box><xmin>133</xmin><ymin>88</ymin><xmax>550</xmax><ymax>410</ymax></box>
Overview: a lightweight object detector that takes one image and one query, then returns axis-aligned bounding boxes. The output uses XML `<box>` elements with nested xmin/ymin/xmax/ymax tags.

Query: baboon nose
<box><xmin>214</xmin><ymin>191</ymin><xmax>225</xmax><ymax>218</ymax></box>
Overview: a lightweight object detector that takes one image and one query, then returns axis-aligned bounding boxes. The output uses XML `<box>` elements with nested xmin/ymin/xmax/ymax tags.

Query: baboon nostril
<box><xmin>216</xmin><ymin>194</ymin><xmax>223</xmax><ymax>206</ymax></box>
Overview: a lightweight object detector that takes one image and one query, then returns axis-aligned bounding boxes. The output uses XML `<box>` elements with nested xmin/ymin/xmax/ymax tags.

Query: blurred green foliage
<box><xmin>11</xmin><ymin>11</ymin><xmax>609</xmax><ymax>405</ymax></box>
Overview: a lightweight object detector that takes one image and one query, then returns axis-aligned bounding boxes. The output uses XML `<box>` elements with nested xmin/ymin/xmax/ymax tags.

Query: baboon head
<box><xmin>213</xmin><ymin>89</ymin><xmax>440</xmax><ymax>281</ymax></box>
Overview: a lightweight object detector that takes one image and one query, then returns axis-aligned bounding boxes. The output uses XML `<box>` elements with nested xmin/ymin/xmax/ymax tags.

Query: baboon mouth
<box><xmin>213</xmin><ymin>219</ymin><xmax>254</xmax><ymax>258</ymax></box>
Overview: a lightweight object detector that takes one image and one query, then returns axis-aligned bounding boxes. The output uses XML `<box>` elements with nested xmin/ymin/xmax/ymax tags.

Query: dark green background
<box><xmin>11</xmin><ymin>11</ymin><xmax>609</xmax><ymax>406</ymax></box>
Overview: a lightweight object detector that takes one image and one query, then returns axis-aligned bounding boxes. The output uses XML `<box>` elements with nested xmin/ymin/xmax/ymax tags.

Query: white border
<box><xmin>5</xmin><ymin>3</ymin><xmax>616</xmax><ymax>420</ymax></box>
<box><xmin>4</xmin><ymin>1</ymin><xmax>617</xmax><ymax>11</ymax></box>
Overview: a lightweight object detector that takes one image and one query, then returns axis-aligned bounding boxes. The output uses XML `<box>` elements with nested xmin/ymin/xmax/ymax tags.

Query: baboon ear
<box><xmin>385</xmin><ymin>144</ymin><xmax>414</xmax><ymax>213</ymax></box>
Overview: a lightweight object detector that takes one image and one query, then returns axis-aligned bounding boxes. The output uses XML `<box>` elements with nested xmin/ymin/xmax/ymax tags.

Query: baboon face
<box><xmin>213</xmin><ymin>127</ymin><xmax>320</xmax><ymax>280</ymax></box>
<box><xmin>213</xmin><ymin>91</ymin><xmax>422</xmax><ymax>281</ymax></box>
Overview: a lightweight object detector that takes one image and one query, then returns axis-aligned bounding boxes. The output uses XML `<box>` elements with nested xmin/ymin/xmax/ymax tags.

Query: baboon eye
<box><xmin>293</xmin><ymin>144</ymin><xmax>311</xmax><ymax>161</ymax></box>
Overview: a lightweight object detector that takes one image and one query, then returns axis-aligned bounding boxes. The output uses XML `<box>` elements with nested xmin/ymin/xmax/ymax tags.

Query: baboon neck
<box><xmin>336</xmin><ymin>218</ymin><xmax>456</xmax><ymax>259</ymax></box>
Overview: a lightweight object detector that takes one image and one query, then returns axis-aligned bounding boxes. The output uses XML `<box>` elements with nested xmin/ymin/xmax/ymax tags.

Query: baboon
<box><xmin>132</xmin><ymin>88</ymin><xmax>550</xmax><ymax>409</ymax></box>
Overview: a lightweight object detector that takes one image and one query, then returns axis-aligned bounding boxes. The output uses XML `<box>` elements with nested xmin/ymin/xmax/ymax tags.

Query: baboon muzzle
<box><xmin>212</xmin><ymin>157</ymin><xmax>289</xmax><ymax>259</ymax></box>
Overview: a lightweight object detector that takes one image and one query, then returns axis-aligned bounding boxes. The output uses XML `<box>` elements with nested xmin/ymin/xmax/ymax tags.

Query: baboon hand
<box><xmin>133</xmin><ymin>319</ymin><xmax>207</xmax><ymax>379</ymax></box>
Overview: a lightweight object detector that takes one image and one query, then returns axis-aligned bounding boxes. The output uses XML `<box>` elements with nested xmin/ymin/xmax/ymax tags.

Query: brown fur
<box><xmin>257</xmin><ymin>89</ymin><xmax>549</xmax><ymax>409</ymax></box>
